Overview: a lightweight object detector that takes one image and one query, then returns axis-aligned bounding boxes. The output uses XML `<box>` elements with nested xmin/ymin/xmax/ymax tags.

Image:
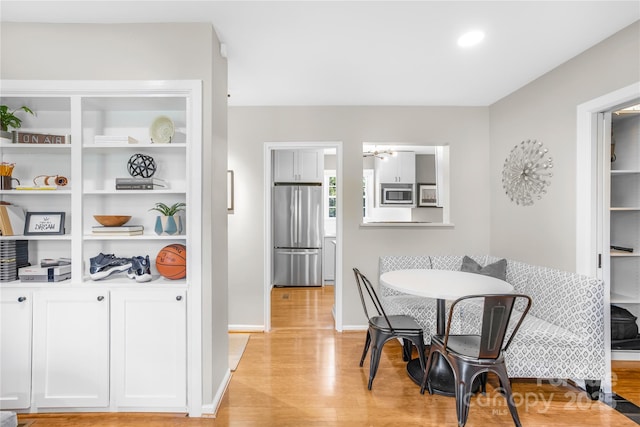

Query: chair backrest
<box><xmin>443</xmin><ymin>293</ymin><xmax>532</xmax><ymax>359</ymax></box>
<box><xmin>353</xmin><ymin>268</ymin><xmax>393</xmax><ymax>329</ymax></box>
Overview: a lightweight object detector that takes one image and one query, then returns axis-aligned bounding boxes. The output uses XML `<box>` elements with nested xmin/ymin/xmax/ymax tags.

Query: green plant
<box><xmin>0</xmin><ymin>105</ymin><xmax>35</xmax><ymax>132</ymax></box>
<box><xmin>149</xmin><ymin>202</ymin><xmax>186</xmax><ymax>216</ymax></box>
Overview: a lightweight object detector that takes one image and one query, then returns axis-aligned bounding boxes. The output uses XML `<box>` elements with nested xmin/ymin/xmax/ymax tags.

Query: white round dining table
<box><xmin>379</xmin><ymin>268</ymin><xmax>514</xmax><ymax>395</ymax></box>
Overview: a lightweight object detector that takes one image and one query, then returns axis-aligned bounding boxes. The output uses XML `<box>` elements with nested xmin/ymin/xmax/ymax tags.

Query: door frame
<box><xmin>263</xmin><ymin>141</ymin><xmax>344</xmax><ymax>331</ymax></box>
<box><xmin>575</xmin><ymin>81</ymin><xmax>640</xmax><ymax>394</ymax></box>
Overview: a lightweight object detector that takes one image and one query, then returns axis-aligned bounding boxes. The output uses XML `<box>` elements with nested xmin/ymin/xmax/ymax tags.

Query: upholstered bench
<box><xmin>378</xmin><ymin>254</ymin><xmax>606</xmax><ymax>398</ymax></box>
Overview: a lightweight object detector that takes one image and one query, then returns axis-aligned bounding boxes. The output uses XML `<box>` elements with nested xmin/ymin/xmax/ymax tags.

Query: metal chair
<box><xmin>420</xmin><ymin>293</ymin><xmax>532</xmax><ymax>427</ymax></box>
<box><xmin>353</xmin><ymin>268</ymin><xmax>427</xmax><ymax>390</ymax></box>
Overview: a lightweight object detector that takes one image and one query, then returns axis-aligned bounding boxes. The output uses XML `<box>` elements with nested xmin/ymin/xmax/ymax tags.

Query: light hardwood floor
<box><xmin>18</xmin><ymin>286</ymin><xmax>640</xmax><ymax>426</ymax></box>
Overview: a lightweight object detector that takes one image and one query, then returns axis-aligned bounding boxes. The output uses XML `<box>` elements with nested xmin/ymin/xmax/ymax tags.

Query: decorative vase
<box><xmin>154</xmin><ymin>215</ymin><xmax>183</xmax><ymax>236</ymax></box>
<box><xmin>0</xmin><ymin>130</ymin><xmax>13</xmax><ymax>144</ymax></box>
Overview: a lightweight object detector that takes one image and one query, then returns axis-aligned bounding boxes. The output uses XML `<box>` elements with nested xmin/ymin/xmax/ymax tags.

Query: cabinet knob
<box><xmin>17</xmin><ymin>296</ymin><xmax>26</xmax><ymax>302</ymax></box>
<box><xmin>97</xmin><ymin>296</ymin><xmax>105</xmax><ymax>302</ymax></box>
<box><xmin>176</xmin><ymin>295</ymin><xmax>182</xmax><ymax>301</ymax></box>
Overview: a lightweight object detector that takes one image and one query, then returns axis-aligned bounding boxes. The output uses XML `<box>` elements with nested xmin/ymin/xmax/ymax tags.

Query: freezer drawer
<box><xmin>273</xmin><ymin>249</ymin><xmax>322</xmax><ymax>287</ymax></box>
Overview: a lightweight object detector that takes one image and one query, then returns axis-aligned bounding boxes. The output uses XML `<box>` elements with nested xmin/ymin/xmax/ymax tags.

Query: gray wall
<box><xmin>489</xmin><ymin>21</ymin><xmax>640</xmax><ymax>271</ymax></box>
<box><xmin>228</xmin><ymin>106</ymin><xmax>491</xmax><ymax>328</ymax></box>
<box><xmin>0</xmin><ymin>22</ymin><xmax>229</xmax><ymax>408</ymax></box>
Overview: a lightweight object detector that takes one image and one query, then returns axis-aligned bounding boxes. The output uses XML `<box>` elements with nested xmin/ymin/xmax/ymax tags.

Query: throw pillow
<box><xmin>460</xmin><ymin>256</ymin><xmax>507</xmax><ymax>281</ymax></box>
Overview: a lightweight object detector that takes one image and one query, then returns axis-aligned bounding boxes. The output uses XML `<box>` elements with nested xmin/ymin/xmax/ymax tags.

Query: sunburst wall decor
<box><xmin>502</xmin><ymin>139</ymin><xmax>553</xmax><ymax>206</ymax></box>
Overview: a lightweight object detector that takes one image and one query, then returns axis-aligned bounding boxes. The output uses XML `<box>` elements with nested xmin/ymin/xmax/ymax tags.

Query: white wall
<box><xmin>0</xmin><ymin>22</ymin><xmax>229</xmax><ymax>409</ymax></box>
<box><xmin>228</xmin><ymin>106</ymin><xmax>490</xmax><ymax>328</ymax></box>
<box><xmin>489</xmin><ymin>21</ymin><xmax>640</xmax><ymax>271</ymax></box>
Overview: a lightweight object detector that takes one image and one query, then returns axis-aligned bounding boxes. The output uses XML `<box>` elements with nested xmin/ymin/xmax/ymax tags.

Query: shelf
<box><xmin>611</xmin><ymin>251</ymin><xmax>639</xmax><ymax>257</ymax></box>
<box><xmin>84</xmin><ymin>234</ymin><xmax>186</xmax><ymax>240</ymax></box>
<box><xmin>1</xmin><ymin>189</ymin><xmax>72</xmax><ymax>195</ymax></box>
<box><xmin>610</xmin><ymin>293</ymin><xmax>640</xmax><ymax>304</ymax></box>
<box><xmin>611</xmin><ymin>207</ymin><xmax>640</xmax><ymax>211</ymax></box>
<box><xmin>0</xmin><ymin>235</ymin><xmax>72</xmax><ymax>241</ymax></box>
<box><xmin>83</xmin><ymin>189</ymin><xmax>186</xmax><ymax>195</ymax></box>
<box><xmin>83</xmin><ymin>143</ymin><xmax>186</xmax><ymax>149</ymax></box>
<box><xmin>611</xmin><ymin>170</ymin><xmax>640</xmax><ymax>175</ymax></box>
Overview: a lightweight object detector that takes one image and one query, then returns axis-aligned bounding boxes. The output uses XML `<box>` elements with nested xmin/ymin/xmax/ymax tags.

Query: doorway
<box><xmin>575</xmin><ymin>81</ymin><xmax>640</xmax><ymax>395</ymax></box>
<box><xmin>263</xmin><ymin>142</ymin><xmax>343</xmax><ymax>332</ymax></box>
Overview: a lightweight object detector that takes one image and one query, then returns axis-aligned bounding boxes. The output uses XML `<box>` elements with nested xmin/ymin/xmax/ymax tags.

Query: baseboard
<box><xmin>202</xmin><ymin>368</ymin><xmax>232</xmax><ymax>416</ymax></box>
<box><xmin>228</xmin><ymin>324</ymin><xmax>265</xmax><ymax>332</ymax></box>
<box><xmin>341</xmin><ymin>324</ymin><xmax>368</xmax><ymax>331</ymax></box>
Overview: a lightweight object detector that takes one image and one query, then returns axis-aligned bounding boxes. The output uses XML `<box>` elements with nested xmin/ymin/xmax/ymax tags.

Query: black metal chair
<box><xmin>420</xmin><ymin>293</ymin><xmax>532</xmax><ymax>427</ymax></box>
<box><xmin>353</xmin><ymin>267</ymin><xmax>427</xmax><ymax>390</ymax></box>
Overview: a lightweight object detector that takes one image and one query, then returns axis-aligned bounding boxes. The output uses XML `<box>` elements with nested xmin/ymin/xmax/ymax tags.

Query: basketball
<box><xmin>156</xmin><ymin>244</ymin><xmax>186</xmax><ymax>280</ymax></box>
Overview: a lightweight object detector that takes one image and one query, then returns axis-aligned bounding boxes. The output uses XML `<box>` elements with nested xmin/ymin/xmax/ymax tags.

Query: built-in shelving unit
<box><xmin>607</xmin><ymin>106</ymin><xmax>640</xmax><ymax>360</ymax></box>
<box><xmin>0</xmin><ymin>80</ymin><xmax>202</xmax><ymax>414</ymax></box>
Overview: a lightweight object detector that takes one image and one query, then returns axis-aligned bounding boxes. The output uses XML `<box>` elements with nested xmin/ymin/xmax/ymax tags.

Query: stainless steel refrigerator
<box><xmin>273</xmin><ymin>184</ymin><xmax>323</xmax><ymax>286</ymax></box>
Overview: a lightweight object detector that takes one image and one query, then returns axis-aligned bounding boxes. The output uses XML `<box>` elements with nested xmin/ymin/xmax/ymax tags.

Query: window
<box><xmin>324</xmin><ymin>170</ymin><xmax>337</xmax><ymax>218</ymax></box>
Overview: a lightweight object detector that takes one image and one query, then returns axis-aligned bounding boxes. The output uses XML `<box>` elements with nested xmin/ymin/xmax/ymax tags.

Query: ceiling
<box><xmin>1</xmin><ymin>1</ymin><xmax>639</xmax><ymax>106</ymax></box>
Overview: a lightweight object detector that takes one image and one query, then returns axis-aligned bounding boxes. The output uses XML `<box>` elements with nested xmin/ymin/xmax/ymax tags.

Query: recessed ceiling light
<box><xmin>458</xmin><ymin>30</ymin><xmax>485</xmax><ymax>48</ymax></box>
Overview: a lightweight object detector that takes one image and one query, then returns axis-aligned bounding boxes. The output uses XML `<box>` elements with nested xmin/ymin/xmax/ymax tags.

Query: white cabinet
<box><xmin>111</xmin><ymin>289</ymin><xmax>186</xmax><ymax>409</ymax></box>
<box><xmin>32</xmin><ymin>289</ymin><xmax>110</xmax><ymax>408</ymax></box>
<box><xmin>375</xmin><ymin>151</ymin><xmax>416</xmax><ymax>184</ymax></box>
<box><xmin>273</xmin><ymin>149</ymin><xmax>324</xmax><ymax>183</ymax></box>
<box><xmin>0</xmin><ymin>290</ymin><xmax>32</xmax><ymax>410</ymax></box>
<box><xmin>0</xmin><ymin>80</ymin><xmax>202</xmax><ymax>413</ymax></box>
<box><xmin>322</xmin><ymin>237</ymin><xmax>336</xmax><ymax>282</ymax></box>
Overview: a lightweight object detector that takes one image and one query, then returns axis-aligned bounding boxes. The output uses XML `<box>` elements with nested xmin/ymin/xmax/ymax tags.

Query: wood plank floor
<box><xmin>18</xmin><ymin>286</ymin><xmax>640</xmax><ymax>426</ymax></box>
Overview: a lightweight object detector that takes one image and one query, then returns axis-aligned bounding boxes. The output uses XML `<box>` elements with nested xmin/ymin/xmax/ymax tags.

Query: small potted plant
<box><xmin>0</xmin><ymin>105</ymin><xmax>34</xmax><ymax>143</ymax></box>
<box><xmin>150</xmin><ymin>202</ymin><xmax>185</xmax><ymax>235</ymax></box>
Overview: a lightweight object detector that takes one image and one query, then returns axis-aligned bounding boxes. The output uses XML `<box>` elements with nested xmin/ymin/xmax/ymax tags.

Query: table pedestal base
<box><xmin>407</xmin><ymin>354</ymin><xmax>455</xmax><ymax>396</ymax></box>
<box><xmin>407</xmin><ymin>354</ymin><xmax>481</xmax><ymax>397</ymax></box>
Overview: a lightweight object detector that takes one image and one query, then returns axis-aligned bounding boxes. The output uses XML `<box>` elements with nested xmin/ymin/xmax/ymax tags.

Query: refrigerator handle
<box><xmin>294</xmin><ymin>186</ymin><xmax>299</xmax><ymax>245</ymax></box>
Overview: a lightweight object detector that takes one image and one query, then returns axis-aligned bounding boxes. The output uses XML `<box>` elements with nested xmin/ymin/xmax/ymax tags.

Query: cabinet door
<box><xmin>396</xmin><ymin>151</ymin><xmax>416</xmax><ymax>183</ymax></box>
<box><xmin>111</xmin><ymin>289</ymin><xmax>186</xmax><ymax>409</ymax></box>
<box><xmin>0</xmin><ymin>290</ymin><xmax>32</xmax><ymax>409</ymax></box>
<box><xmin>33</xmin><ymin>290</ymin><xmax>109</xmax><ymax>408</ymax></box>
<box><xmin>273</xmin><ymin>150</ymin><xmax>297</xmax><ymax>182</ymax></box>
<box><xmin>297</xmin><ymin>149</ymin><xmax>324</xmax><ymax>183</ymax></box>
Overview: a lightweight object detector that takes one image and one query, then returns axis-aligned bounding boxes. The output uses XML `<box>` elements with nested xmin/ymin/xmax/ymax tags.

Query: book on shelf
<box><xmin>0</xmin><ymin>204</ymin><xmax>26</xmax><ymax>236</ymax></box>
<box><xmin>92</xmin><ymin>225</ymin><xmax>144</xmax><ymax>232</ymax></box>
<box><xmin>13</xmin><ymin>131</ymin><xmax>70</xmax><ymax>144</ymax></box>
<box><xmin>115</xmin><ymin>177</ymin><xmax>167</xmax><ymax>190</ymax></box>
<box><xmin>91</xmin><ymin>230</ymin><xmax>144</xmax><ymax>236</ymax></box>
<box><xmin>94</xmin><ymin>135</ymin><xmax>139</xmax><ymax>144</ymax></box>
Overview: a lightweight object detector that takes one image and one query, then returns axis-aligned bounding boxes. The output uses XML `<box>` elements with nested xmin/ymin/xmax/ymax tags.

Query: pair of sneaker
<box><xmin>126</xmin><ymin>255</ymin><xmax>152</xmax><ymax>283</ymax></box>
<box><xmin>89</xmin><ymin>253</ymin><xmax>151</xmax><ymax>282</ymax></box>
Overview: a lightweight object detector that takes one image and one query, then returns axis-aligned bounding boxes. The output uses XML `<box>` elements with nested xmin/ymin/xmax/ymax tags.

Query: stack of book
<box><xmin>115</xmin><ymin>177</ymin><xmax>167</xmax><ymax>190</ymax></box>
<box><xmin>91</xmin><ymin>225</ymin><xmax>144</xmax><ymax>236</ymax></box>
<box><xmin>94</xmin><ymin>135</ymin><xmax>139</xmax><ymax>144</ymax></box>
<box><xmin>0</xmin><ymin>204</ymin><xmax>26</xmax><ymax>236</ymax></box>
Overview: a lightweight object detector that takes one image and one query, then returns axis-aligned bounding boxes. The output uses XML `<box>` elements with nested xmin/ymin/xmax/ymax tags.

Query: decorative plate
<box><xmin>149</xmin><ymin>115</ymin><xmax>175</xmax><ymax>144</ymax></box>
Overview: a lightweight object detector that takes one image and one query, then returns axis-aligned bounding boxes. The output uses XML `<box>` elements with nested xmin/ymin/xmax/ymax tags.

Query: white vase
<box><xmin>0</xmin><ymin>130</ymin><xmax>13</xmax><ymax>144</ymax></box>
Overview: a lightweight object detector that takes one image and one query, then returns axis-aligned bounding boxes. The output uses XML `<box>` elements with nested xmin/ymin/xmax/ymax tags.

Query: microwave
<box><xmin>380</xmin><ymin>184</ymin><xmax>414</xmax><ymax>205</ymax></box>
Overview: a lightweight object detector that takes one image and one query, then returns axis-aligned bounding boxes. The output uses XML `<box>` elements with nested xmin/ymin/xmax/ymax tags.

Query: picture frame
<box><xmin>24</xmin><ymin>212</ymin><xmax>66</xmax><ymax>235</ymax></box>
<box><xmin>417</xmin><ymin>184</ymin><xmax>438</xmax><ymax>207</ymax></box>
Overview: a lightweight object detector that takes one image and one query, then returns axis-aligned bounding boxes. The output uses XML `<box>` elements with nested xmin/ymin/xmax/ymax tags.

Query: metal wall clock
<box><xmin>502</xmin><ymin>139</ymin><xmax>553</xmax><ymax>206</ymax></box>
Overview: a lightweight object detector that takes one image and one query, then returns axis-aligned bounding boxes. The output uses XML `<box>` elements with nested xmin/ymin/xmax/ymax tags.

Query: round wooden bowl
<box><xmin>93</xmin><ymin>215</ymin><xmax>131</xmax><ymax>227</ymax></box>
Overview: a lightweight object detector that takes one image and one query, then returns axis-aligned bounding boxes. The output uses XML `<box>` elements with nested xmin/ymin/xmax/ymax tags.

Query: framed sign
<box><xmin>417</xmin><ymin>184</ymin><xmax>438</xmax><ymax>207</ymax></box>
<box><xmin>24</xmin><ymin>212</ymin><xmax>66</xmax><ymax>235</ymax></box>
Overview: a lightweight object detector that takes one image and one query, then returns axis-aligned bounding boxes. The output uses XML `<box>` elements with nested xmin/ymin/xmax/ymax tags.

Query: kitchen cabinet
<box><xmin>323</xmin><ymin>237</ymin><xmax>336</xmax><ymax>282</ymax></box>
<box><xmin>375</xmin><ymin>151</ymin><xmax>415</xmax><ymax>184</ymax></box>
<box><xmin>604</xmin><ymin>109</ymin><xmax>640</xmax><ymax>359</ymax></box>
<box><xmin>0</xmin><ymin>290</ymin><xmax>32</xmax><ymax>410</ymax></box>
<box><xmin>32</xmin><ymin>289</ymin><xmax>110</xmax><ymax>408</ymax></box>
<box><xmin>111</xmin><ymin>289</ymin><xmax>187</xmax><ymax>408</ymax></box>
<box><xmin>0</xmin><ymin>80</ymin><xmax>202</xmax><ymax>413</ymax></box>
<box><xmin>273</xmin><ymin>149</ymin><xmax>324</xmax><ymax>183</ymax></box>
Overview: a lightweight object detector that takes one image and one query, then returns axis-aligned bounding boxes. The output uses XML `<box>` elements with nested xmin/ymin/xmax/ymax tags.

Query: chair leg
<box><xmin>359</xmin><ymin>330</ymin><xmax>371</xmax><ymax>367</ymax></box>
<box><xmin>420</xmin><ymin>347</ymin><xmax>437</xmax><ymax>395</ymax></box>
<box><xmin>402</xmin><ymin>339</ymin><xmax>412</xmax><ymax>361</ymax></box>
<box><xmin>454</xmin><ymin>364</ymin><xmax>475</xmax><ymax>427</ymax></box>
<box><xmin>367</xmin><ymin>330</ymin><xmax>388</xmax><ymax>390</ymax></box>
<box><xmin>494</xmin><ymin>367</ymin><xmax>522</xmax><ymax>427</ymax></box>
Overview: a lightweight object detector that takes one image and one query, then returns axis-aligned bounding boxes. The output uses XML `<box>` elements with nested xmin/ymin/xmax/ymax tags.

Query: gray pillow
<box><xmin>460</xmin><ymin>256</ymin><xmax>507</xmax><ymax>281</ymax></box>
